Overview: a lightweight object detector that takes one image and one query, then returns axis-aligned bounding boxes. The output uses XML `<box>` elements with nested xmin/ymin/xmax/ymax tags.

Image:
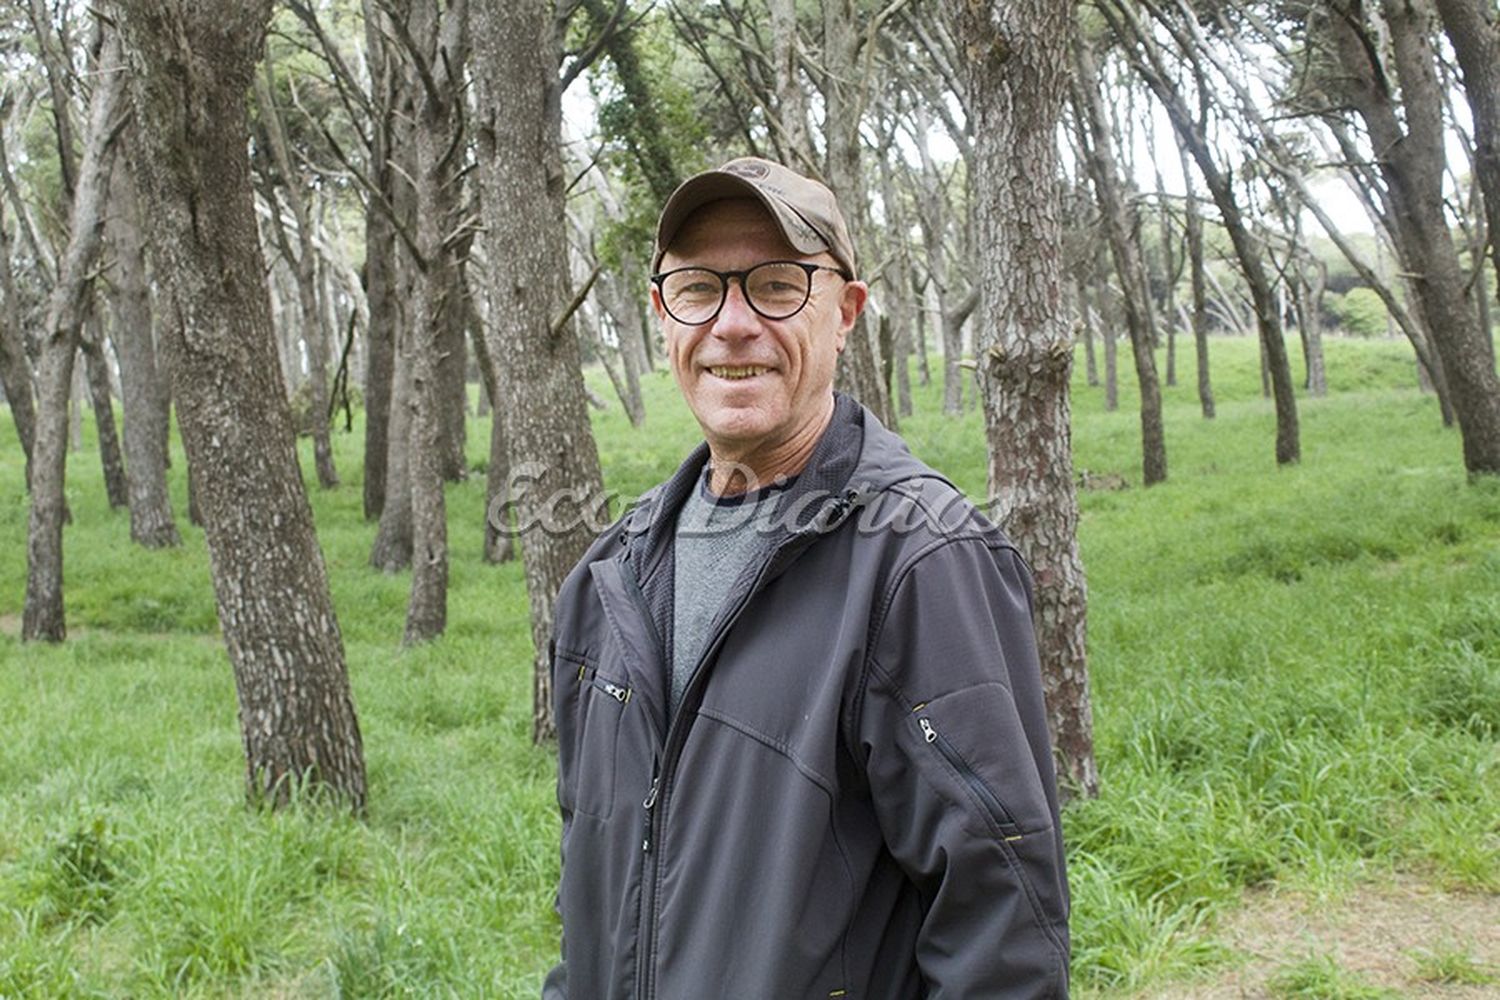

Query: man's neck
<box><xmin>705</xmin><ymin>396</ymin><xmax>835</xmax><ymax>496</ymax></box>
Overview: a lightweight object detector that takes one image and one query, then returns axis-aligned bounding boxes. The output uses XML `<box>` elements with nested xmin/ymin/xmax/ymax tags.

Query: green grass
<box><xmin>2</xmin><ymin>335</ymin><xmax>1497</xmax><ymax>996</ymax></box>
<box><xmin>1267</xmin><ymin>954</ymin><xmax>1400</xmax><ymax>999</ymax></box>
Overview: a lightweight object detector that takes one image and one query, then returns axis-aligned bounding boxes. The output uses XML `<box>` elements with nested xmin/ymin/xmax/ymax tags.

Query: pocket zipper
<box><xmin>916</xmin><ymin>713</ymin><xmax>1024</xmax><ymax>841</ymax></box>
<box><xmin>594</xmin><ymin>678</ymin><xmax>632</xmax><ymax>704</ymax></box>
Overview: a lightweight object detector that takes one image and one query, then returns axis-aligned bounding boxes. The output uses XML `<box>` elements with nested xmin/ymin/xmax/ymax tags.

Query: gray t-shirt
<box><xmin>669</xmin><ymin>471</ymin><xmax>792</xmax><ymax>718</ymax></box>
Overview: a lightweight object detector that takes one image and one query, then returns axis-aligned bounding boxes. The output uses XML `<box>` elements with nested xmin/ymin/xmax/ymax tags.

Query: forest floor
<box><xmin>2</xmin><ymin>336</ymin><xmax>1498</xmax><ymax>998</ymax></box>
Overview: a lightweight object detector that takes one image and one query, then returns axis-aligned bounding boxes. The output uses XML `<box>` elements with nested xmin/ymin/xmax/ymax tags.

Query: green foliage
<box><xmin>1330</xmin><ymin>286</ymin><xmax>1390</xmax><ymax>337</ymax></box>
<box><xmin>0</xmin><ymin>336</ymin><xmax>1496</xmax><ymax>996</ymax></box>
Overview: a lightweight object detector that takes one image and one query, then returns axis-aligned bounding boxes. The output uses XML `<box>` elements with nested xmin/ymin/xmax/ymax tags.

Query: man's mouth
<box><xmin>706</xmin><ymin>365</ymin><xmax>771</xmax><ymax>380</ymax></box>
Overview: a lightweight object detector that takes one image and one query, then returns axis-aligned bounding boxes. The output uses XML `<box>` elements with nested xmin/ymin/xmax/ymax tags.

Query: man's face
<box><xmin>652</xmin><ymin>198</ymin><xmax>867</xmax><ymax>463</ymax></box>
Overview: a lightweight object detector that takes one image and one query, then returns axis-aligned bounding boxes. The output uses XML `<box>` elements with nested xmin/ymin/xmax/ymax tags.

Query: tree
<box><xmin>254</xmin><ymin>63</ymin><xmax>339</xmax><ymax>489</ymax></box>
<box><xmin>105</xmin><ymin>131</ymin><xmax>180</xmax><ymax>547</ymax></box>
<box><xmin>1434</xmin><ymin>0</ymin><xmax>1500</xmax><ymax>306</ymax></box>
<box><xmin>1322</xmin><ymin>0</ymin><xmax>1500</xmax><ymax>476</ymax></box>
<box><xmin>113</xmin><ymin>0</ymin><xmax>366</xmax><ymax>809</ymax></box>
<box><xmin>23</xmin><ymin>20</ymin><xmax>125</xmax><ymax>641</ymax></box>
<box><xmin>1102</xmin><ymin>0</ymin><xmax>1301</xmax><ymax>466</ymax></box>
<box><xmin>954</xmin><ymin>0</ymin><xmax>1098</xmax><ymax>797</ymax></box>
<box><xmin>473</xmin><ymin>0</ymin><xmax>607</xmax><ymax>742</ymax></box>
<box><xmin>1070</xmin><ymin>30</ymin><xmax>1167</xmax><ymax>485</ymax></box>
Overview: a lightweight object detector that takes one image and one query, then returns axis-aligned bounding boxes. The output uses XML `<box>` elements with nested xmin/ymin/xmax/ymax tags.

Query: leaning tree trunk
<box><xmin>955</xmin><ymin>0</ymin><xmax>1098</xmax><ymax>798</ymax></box>
<box><xmin>107</xmin><ymin>135</ymin><xmax>180</xmax><ymax>546</ymax></box>
<box><xmin>1328</xmin><ymin>0</ymin><xmax>1500</xmax><ymax>475</ymax></box>
<box><xmin>1072</xmin><ymin>34</ymin><xmax>1166</xmax><ymax>485</ymax></box>
<box><xmin>1434</xmin><ymin>0</ymin><xmax>1500</xmax><ymax>304</ymax></box>
<box><xmin>114</xmin><ymin>0</ymin><xmax>366</xmax><ymax>810</ymax></box>
<box><xmin>473</xmin><ymin>0</ymin><xmax>606</xmax><ymax>743</ymax></box>
<box><xmin>1106</xmin><ymin>0</ymin><xmax>1299</xmax><ymax>464</ymax></box>
<box><xmin>23</xmin><ymin>24</ymin><xmax>124</xmax><ymax>642</ymax></box>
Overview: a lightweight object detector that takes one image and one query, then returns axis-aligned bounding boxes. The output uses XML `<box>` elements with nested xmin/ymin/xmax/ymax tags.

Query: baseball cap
<box><xmin>653</xmin><ymin>157</ymin><xmax>858</xmax><ymax>278</ymax></box>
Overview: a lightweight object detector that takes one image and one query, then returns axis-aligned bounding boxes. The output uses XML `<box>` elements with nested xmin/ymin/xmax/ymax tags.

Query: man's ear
<box><xmin>839</xmin><ymin>280</ymin><xmax>869</xmax><ymax>335</ymax></box>
<box><xmin>649</xmin><ymin>284</ymin><xmax>667</xmax><ymax>322</ymax></box>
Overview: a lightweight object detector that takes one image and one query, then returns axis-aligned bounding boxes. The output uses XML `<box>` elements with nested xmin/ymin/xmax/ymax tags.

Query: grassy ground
<box><xmin>1</xmin><ymin>335</ymin><xmax>1497</xmax><ymax>997</ymax></box>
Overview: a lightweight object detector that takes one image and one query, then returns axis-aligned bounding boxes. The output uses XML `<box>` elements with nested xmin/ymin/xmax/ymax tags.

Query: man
<box><xmin>543</xmin><ymin>157</ymin><xmax>1070</xmax><ymax>999</ymax></box>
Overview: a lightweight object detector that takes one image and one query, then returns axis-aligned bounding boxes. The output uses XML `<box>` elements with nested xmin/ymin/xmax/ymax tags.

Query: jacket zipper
<box><xmin>916</xmin><ymin>714</ymin><xmax>1024</xmax><ymax>840</ymax></box>
<box><xmin>634</xmin><ymin>489</ymin><xmax>860</xmax><ymax>1000</ymax></box>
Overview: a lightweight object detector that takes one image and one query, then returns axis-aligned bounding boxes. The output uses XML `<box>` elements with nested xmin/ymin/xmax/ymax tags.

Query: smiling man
<box><xmin>543</xmin><ymin>157</ymin><xmax>1071</xmax><ymax>999</ymax></box>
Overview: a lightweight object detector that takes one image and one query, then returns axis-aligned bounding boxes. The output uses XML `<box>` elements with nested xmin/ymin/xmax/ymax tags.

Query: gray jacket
<box><xmin>543</xmin><ymin>395</ymin><xmax>1070</xmax><ymax>999</ymax></box>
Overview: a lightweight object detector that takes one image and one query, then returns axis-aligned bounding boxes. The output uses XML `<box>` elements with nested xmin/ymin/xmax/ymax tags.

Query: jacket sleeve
<box><xmin>854</xmin><ymin>536</ymin><xmax>1071</xmax><ymax>998</ymax></box>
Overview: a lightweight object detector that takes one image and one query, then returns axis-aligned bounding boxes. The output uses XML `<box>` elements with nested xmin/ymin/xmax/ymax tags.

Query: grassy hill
<box><xmin>1</xmin><ymin>335</ymin><xmax>1496</xmax><ymax>996</ymax></box>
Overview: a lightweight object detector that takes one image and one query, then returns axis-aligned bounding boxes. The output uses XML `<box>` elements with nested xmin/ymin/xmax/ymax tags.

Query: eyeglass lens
<box><xmin>660</xmin><ymin>262</ymin><xmax>813</xmax><ymax>324</ymax></box>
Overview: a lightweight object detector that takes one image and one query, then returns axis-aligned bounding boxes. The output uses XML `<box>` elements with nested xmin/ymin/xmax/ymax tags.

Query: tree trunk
<box><xmin>370</xmin><ymin>336</ymin><xmax>415</xmax><ymax>570</ymax></box>
<box><xmin>0</xmin><ymin>197</ymin><xmax>37</xmax><ymax>486</ymax></box>
<box><xmin>23</xmin><ymin>24</ymin><xmax>124</xmax><ymax>642</ymax></box>
<box><xmin>1434</xmin><ymin>0</ymin><xmax>1500</xmax><ymax>303</ymax></box>
<box><xmin>470</xmin><ymin>311</ymin><xmax>513</xmax><ymax>563</ymax></box>
<box><xmin>822</xmin><ymin>0</ymin><xmax>895</xmax><ymax>430</ymax></box>
<box><xmin>473</xmin><ymin>0</ymin><xmax>607</xmax><ymax>743</ymax></box>
<box><xmin>81</xmin><ymin>317</ymin><xmax>129</xmax><ymax>509</ymax></box>
<box><xmin>254</xmin><ymin>68</ymin><xmax>338</xmax><ymax>489</ymax></box>
<box><xmin>106</xmin><ymin>138</ymin><xmax>180</xmax><ymax>546</ymax></box>
<box><xmin>115</xmin><ymin>0</ymin><xmax>366</xmax><ymax>810</ymax></box>
<box><xmin>956</xmin><ymin>0</ymin><xmax>1097</xmax><ymax>798</ymax></box>
<box><xmin>1328</xmin><ymin>0</ymin><xmax>1500</xmax><ymax>475</ymax></box>
<box><xmin>1072</xmin><ymin>35</ymin><xmax>1167</xmax><ymax>485</ymax></box>
<box><xmin>1075</xmin><ymin>274</ymin><xmax>1100</xmax><ymax>388</ymax></box>
<box><xmin>1181</xmin><ymin>147</ymin><xmax>1215</xmax><ymax>419</ymax></box>
<box><xmin>1107</xmin><ymin>0</ymin><xmax>1299</xmax><ymax>463</ymax></box>
<box><xmin>361</xmin><ymin>0</ymin><xmax>401</xmax><ymax>521</ymax></box>
<box><xmin>400</xmin><ymin>0</ymin><xmax>468</xmax><ymax>645</ymax></box>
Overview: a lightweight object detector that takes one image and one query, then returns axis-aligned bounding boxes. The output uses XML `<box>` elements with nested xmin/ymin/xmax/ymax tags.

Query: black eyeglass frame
<box><xmin>650</xmin><ymin>260</ymin><xmax>853</xmax><ymax>326</ymax></box>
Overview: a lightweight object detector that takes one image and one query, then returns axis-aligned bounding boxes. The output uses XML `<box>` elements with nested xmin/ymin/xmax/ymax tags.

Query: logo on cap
<box><xmin>724</xmin><ymin>161</ymin><xmax>771</xmax><ymax>180</ymax></box>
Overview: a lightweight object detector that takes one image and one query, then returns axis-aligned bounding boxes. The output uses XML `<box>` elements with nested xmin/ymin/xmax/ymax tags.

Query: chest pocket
<box><xmin>554</xmin><ymin>649</ymin><xmax>631</xmax><ymax>820</ymax></box>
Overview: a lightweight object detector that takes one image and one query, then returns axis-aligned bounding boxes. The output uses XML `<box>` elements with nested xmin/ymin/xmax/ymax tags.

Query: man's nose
<box><xmin>712</xmin><ymin>276</ymin><xmax>759</xmax><ymax>332</ymax></box>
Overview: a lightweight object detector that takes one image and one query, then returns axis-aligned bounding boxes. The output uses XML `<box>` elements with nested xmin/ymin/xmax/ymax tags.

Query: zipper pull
<box><xmin>641</xmin><ymin>766</ymin><xmax>661</xmax><ymax>853</ymax></box>
<box><xmin>919</xmin><ymin>718</ymin><xmax>937</xmax><ymax>744</ymax></box>
<box><xmin>603</xmin><ymin>681</ymin><xmax>630</xmax><ymax>704</ymax></box>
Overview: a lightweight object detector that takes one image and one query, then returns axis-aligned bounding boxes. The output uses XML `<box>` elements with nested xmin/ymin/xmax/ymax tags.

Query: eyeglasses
<box><xmin>651</xmin><ymin>260</ymin><xmax>852</xmax><ymax>326</ymax></box>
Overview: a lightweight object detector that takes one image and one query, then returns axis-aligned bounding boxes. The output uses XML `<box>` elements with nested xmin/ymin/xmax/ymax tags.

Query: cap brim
<box><xmin>653</xmin><ymin>172</ymin><xmax>831</xmax><ymax>271</ymax></box>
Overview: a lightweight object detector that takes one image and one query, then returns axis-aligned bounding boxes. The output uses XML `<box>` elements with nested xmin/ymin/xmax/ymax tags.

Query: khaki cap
<box><xmin>653</xmin><ymin>156</ymin><xmax>857</xmax><ymax>278</ymax></box>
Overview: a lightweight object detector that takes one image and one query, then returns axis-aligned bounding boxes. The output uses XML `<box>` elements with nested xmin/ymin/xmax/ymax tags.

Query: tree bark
<box><xmin>81</xmin><ymin>317</ymin><xmax>128</xmax><ymax>509</ymax></box>
<box><xmin>23</xmin><ymin>23</ymin><xmax>125</xmax><ymax>642</ymax></box>
<box><xmin>0</xmin><ymin>196</ymin><xmax>37</xmax><ymax>486</ymax></box>
<box><xmin>1107</xmin><ymin>0</ymin><xmax>1299</xmax><ymax>464</ymax></box>
<box><xmin>361</xmin><ymin>0</ymin><xmax>400</xmax><ymax>521</ymax></box>
<box><xmin>398</xmin><ymin>0</ymin><xmax>469</xmax><ymax>645</ymax></box>
<box><xmin>1326</xmin><ymin>0</ymin><xmax>1500</xmax><ymax>475</ymax></box>
<box><xmin>474</xmin><ymin>0</ymin><xmax>607</xmax><ymax>742</ymax></box>
<box><xmin>1072</xmin><ymin>34</ymin><xmax>1167</xmax><ymax>485</ymax></box>
<box><xmin>114</xmin><ymin>0</ymin><xmax>366</xmax><ymax>810</ymax></box>
<box><xmin>822</xmin><ymin>0</ymin><xmax>895</xmax><ymax>430</ymax></box>
<box><xmin>1434</xmin><ymin>0</ymin><xmax>1500</xmax><ymax>303</ymax></box>
<box><xmin>469</xmin><ymin>307</ymin><xmax>513</xmax><ymax>564</ymax></box>
<box><xmin>254</xmin><ymin>67</ymin><xmax>338</xmax><ymax>489</ymax></box>
<box><xmin>1180</xmin><ymin>145</ymin><xmax>1215</xmax><ymax>419</ymax></box>
<box><xmin>955</xmin><ymin>0</ymin><xmax>1097</xmax><ymax>798</ymax></box>
<box><xmin>106</xmin><ymin>136</ymin><xmax>180</xmax><ymax>546</ymax></box>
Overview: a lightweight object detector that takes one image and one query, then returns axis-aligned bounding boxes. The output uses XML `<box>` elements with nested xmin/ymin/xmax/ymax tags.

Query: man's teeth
<box><xmin>709</xmin><ymin>366</ymin><xmax>769</xmax><ymax>380</ymax></box>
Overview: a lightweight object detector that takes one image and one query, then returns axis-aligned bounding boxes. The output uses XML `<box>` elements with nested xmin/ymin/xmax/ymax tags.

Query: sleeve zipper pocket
<box><xmin>916</xmin><ymin>713</ymin><xmax>1025</xmax><ymax>842</ymax></box>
